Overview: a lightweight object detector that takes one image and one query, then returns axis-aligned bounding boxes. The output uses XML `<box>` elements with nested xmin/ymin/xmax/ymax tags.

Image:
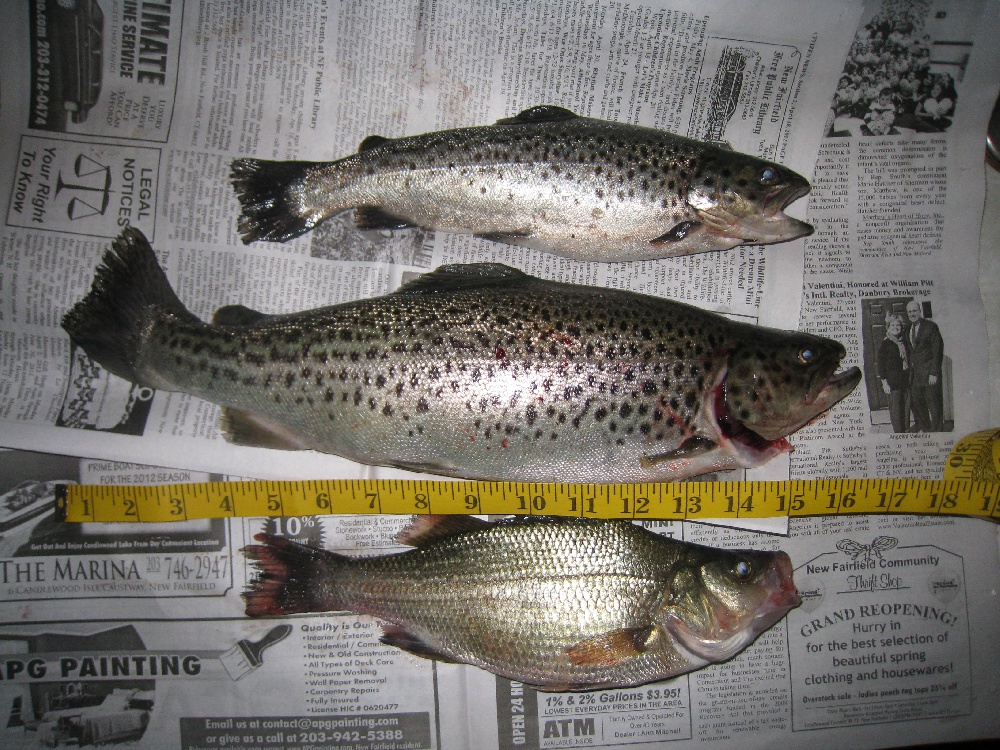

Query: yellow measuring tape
<box><xmin>56</xmin><ymin>429</ymin><xmax>1000</xmax><ymax>524</ymax></box>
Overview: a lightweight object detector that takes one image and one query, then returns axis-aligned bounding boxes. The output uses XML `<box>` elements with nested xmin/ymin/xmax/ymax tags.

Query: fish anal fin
<box><xmin>380</xmin><ymin>624</ymin><xmax>459</xmax><ymax>663</ymax></box>
<box><xmin>640</xmin><ymin>436</ymin><xmax>718</xmax><ymax>469</ymax></box>
<box><xmin>650</xmin><ymin>221</ymin><xmax>701</xmax><ymax>245</ymax></box>
<box><xmin>396</xmin><ymin>514</ymin><xmax>492</xmax><ymax>547</ymax></box>
<box><xmin>475</xmin><ymin>230</ymin><xmax>534</xmax><ymax>247</ymax></box>
<box><xmin>566</xmin><ymin>626</ymin><xmax>654</xmax><ymax>668</ymax></box>
<box><xmin>358</xmin><ymin>134</ymin><xmax>392</xmax><ymax>152</ymax></box>
<box><xmin>220</xmin><ymin>408</ymin><xmax>310</xmax><ymax>451</ymax></box>
<box><xmin>393</xmin><ymin>263</ymin><xmax>528</xmax><ymax>295</ymax></box>
<box><xmin>212</xmin><ymin>304</ymin><xmax>269</xmax><ymax>326</ymax></box>
<box><xmin>497</xmin><ymin>105</ymin><xmax>580</xmax><ymax>125</ymax></box>
<box><xmin>354</xmin><ymin>206</ymin><xmax>417</xmax><ymax>230</ymax></box>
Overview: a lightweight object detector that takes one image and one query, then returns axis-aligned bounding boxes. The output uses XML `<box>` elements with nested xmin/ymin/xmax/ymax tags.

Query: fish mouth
<box><xmin>769</xmin><ymin>552</ymin><xmax>802</xmax><ymax>610</ymax></box>
<box><xmin>737</xmin><ymin>181</ymin><xmax>813</xmax><ymax>244</ymax></box>
<box><xmin>713</xmin><ymin>365</ymin><xmax>862</xmax><ymax>450</ymax></box>
<box><xmin>666</xmin><ymin>553</ymin><xmax>800</xmax><ymax>662</ymax></box>
<box><xmin>766</xmin><ymin>180</ymin><xmax>811</xmax><ymax>214</ymax></box>
<box><xmin>806</xmin><ymin>363</ymin><xmax>861</xmax><ymax>407</ymax></box>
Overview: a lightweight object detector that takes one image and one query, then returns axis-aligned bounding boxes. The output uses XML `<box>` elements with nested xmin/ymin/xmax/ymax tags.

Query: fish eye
<box><xmin>797</xmin><ymin>348</ymin><xmax>815</xmax><ymax>365</ymax></box>
<box><xmin>758</xmin><ymin>168</ymin><xmax>777</xmax><ymax>185</ymax></box>
<box><xmin>734</xmin><ymin>559</ymin><xmax>754</xmax><ymax>580</ymax></box>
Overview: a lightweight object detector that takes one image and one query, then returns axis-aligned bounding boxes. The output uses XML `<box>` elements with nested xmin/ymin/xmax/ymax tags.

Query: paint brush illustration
<box><xmin>220</xmin><ymin>623</ymin><xmax>292</xmax><ymax>680</ymax></box>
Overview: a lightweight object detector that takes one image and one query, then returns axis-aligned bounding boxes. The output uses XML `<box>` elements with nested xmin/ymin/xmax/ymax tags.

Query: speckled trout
<box><xmin>244</xmin><ymin>515</ymin><xmax>801</xmax><ymax>691</ymax></box>
<box><xmin>62</xmin><ymin>228</ymin><xmax>859</xmax><ymax>482</ymax></box>
<box><xmin>231</xmin><ymin>105</ymin><xmax>813</xmax><ymax>261</ymax></box>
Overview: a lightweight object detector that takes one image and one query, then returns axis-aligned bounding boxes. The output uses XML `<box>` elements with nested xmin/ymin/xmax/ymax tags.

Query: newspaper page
<box><xmin>788</xmin><ymin>0</ymin><xmax>1000</xmax><ymax>479</ymax></box>
<box><xmin>0</xmin><ymin>446</ymin><xmax>998</xmax><ymax>750</ymax></box>
<box><xmin>2</xmin><ymin>0</ymin><xmax>1000</xmax><ymax>749</ymax></box>
<box><xmin>0</xmin><ymin>0</ymin><xmax>857</xmax><ymax>486</ymax></box>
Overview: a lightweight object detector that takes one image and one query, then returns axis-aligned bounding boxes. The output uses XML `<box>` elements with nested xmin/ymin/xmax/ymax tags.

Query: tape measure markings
<box><xmin>56</xmin><ymin>478</ymin><xmax>1000</xmax><ymax>524</ymax></box>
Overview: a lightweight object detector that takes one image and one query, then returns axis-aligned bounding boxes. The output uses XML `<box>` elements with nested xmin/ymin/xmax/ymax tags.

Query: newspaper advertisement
<box><xmin>2</xmin><ymin>0</ymin><xmax>1000</xmax><ymax>748</ymax></box>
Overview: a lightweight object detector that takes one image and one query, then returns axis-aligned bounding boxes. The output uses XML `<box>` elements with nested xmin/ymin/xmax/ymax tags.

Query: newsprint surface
<box><xmin>0</xmin><ymin>1</ymin><xmax>998</xmax><ymax>749</ymax></box>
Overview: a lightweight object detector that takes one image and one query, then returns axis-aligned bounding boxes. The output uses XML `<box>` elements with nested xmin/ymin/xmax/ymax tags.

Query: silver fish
<box><xmin>61</xmin><ymin>228</ymin><xmax>859</xmax><ymax>482</ymax></box>
<box><xmin>231</xmin><ymin>105</ymin><xmax>813</xmax><ymax>261</ymax></box>
<box><xmin>244</xmin><ymin>515</ymin><xmax>801</xmax><ymax>691</ymax></box>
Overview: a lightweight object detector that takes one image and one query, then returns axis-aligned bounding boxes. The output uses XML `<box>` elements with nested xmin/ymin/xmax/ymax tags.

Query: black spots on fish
<box><xmin>416</xmin><ymin>397</ymin><xmax>430</xmax><ymax>414</ymax></box>
<box><xmin>594</xmin><ymin>407</ymin><xmax>608</xmax><ymax>422</ymax></box>
<box><xmin>525</xmin><ymin>405</ymin><xmax>538</xmax><ymax>426</ymax></box>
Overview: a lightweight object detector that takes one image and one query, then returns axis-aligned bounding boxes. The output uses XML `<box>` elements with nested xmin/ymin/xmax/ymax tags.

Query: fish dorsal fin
<box><xmin>396</xmin><ymin>514</ymin><xmax>492</xmax><ymax>547</ymax></box>
<box><xmin>498</xmin><ymin>105</ymin><xmax>580</xmax><ymax>125</ymax></box>
<box><xmin>212</xmin><ymin>304</ymin><xmax>269</xmax><ymax>326</ymax></box>
<box><xmin>220</xmin><ymin>408</ymin><xmax>310</xmax><ymax>451</ymax></box>
<box><xmin>358</xmin><ymin>134</ymin><xmax>392</xmax><ymax>151</ymax></box>
<box><xmin>393</xmin><ymin>264</ymin><xmax>529</xmax><ymax>295</ymax></box>
<box><xmin>566</xmin><ymin>626</ymin><xmax>655</xmax><ymax>667</ymax></box>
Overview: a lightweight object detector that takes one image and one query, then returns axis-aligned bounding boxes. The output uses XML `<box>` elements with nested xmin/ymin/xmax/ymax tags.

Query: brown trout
<box><xmin>62</xmin><ymin>228</ymin><xmax>859</xmax><ymax>482</ymax></box>
<box><xmin>231</xmin><ymin>105</ymin><xmax>812</xmax><ymax>261</ymax></box>
<box><xmin>244</xmin><ymin>515</ymin><xmax>801</xmax><ymax>690</ymax></box>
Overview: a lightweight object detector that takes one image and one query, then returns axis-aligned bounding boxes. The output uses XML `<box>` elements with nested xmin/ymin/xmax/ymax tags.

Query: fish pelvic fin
<box><xmin>61</xmin><ymin>227</ymin><xmax>198</xmax><ymax>386</ymax></box>
<box><xmin>566</xmin><ymin>626</ymin><xmax>655</xmax><ymax>668</ymax></box>
<box><xmin>242</xmin><ymin>533</ymin><xmax>348</xmax><ymax>617</ymax></box>
<box><xmin>231</xmin><ymin>158</ymin><xmax>325</xmax><ymax>243</ymax></box>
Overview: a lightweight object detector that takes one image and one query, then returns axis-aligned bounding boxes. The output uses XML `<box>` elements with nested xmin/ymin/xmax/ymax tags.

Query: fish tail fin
<box><xmin>61</xmin><ymin>227</ymin><xmax>197</xmax><ymax>385</ymax></box>
<box><xmin>243</xmin><ymin>533</ymin><xmax>349</xmax><ymax>617</ymax></box>
<box><xmin>231</xmin><ymin>158</ymin><xmax>331</xmax><ymax>243</ymax></box>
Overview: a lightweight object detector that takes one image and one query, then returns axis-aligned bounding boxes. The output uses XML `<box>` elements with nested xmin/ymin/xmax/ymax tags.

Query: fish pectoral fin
<box><xmin>640</xmin><ymin>436</ymin><xmax>718</xmax><ymax>469</ymax></box>
<box><xmin>566</xmin><ymin>626</ymin><xmax>655</xmax><ymax>668</ymax></box>
<box><xmin>358</xmin><ymin>134</ymin><xmax>392</xmax><ymax>151</ymax></box>
<box><xmin>393</xmin><ymin>263</ymin><xmax>529</xmax><ymax>295</ymax></box>
<box><xmin>354</xmin><ymin>206</ymin><xmax>417</xmax><ymax>230</ymax></box>
<box><xmin>396</xmin><ymin>514</ymin><xmax>492</xmax><ymax>547</ymax></box>
<box><xmin>649</xmin><ymin>221</ymin><xmax>702</xmax><ymax>245</ymax></box>
<box><xmin>220</xmin><ymin>408</ymin><xmax>310</xmax><ymax>451</ymax></box>
<box><xmin>496</xmin><ymin>105</ymin><xmax>580</xmax><ymax>125</ymax></box>
<box><xmin>694</xmin><ymin>205</ymin><xmax>739</xmax><ymax>233</ymax></box>
<box><xmin>380</xmin><ymin>625</ymin><xmax>460</xmax><ymax>663</ymax></box>
<box><xmin>212</xmin><ymin>304</ymin><xmax>269</xmax><ymax>326</ymax></box>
